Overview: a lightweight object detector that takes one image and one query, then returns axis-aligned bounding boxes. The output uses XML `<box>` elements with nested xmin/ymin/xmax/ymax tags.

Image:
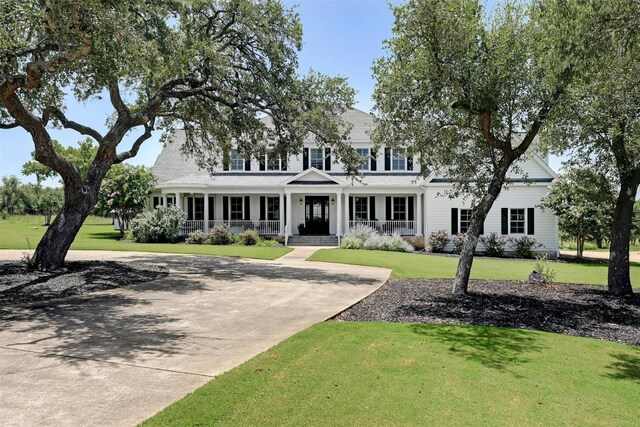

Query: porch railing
<box><xmin>181</xmin><ymin>219</ymin><xmax>281</xmax><ymax>235</ymax></box>
<box><xmin>348</xmin><ymin>220</ymin><xmax>417</xmax><ymax>236</ymax></box>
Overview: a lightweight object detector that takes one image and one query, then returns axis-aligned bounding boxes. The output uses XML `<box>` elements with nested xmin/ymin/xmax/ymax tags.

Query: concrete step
<box><xmin>287</xmin><ymin>235</ymin><xmax>339</xmax><ymax>246</ymax></box>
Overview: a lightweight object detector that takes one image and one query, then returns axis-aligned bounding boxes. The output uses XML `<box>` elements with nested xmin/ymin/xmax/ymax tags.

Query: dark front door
<box><xmin>305</xmin><ymin>196</ymin><xmax>330</xmax><ymax>235</ymax></box>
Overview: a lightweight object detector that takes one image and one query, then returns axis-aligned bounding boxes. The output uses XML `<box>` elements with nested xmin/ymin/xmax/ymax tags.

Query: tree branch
<box><xmin>108</xmin><ymin>83</ymin><xmax>131</xmax><ymax>119</ymax></box>
<box><xmin>113</xmin><ymin>119</ymin><xmax>155</xmax><ymax>163</ymax></box>
<box><xmin>0</xmin><ymin>121</ymin><xmax>19</xmax><ymax>129</ymax></box>
<box><xmin>44</xmin><ymin>107</ymin><xmax>104</xmax><ymax>142</ymax></box>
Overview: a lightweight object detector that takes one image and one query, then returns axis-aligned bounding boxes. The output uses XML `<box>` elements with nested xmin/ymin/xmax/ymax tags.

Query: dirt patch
<box><xmin>333</xmin><ymin>279</ymin><xmax>640</xmax><ymax>346</ymax></box>
<box><xmin>0</xmin><ymin>261</ymin><xmax>169</xmax><ymax>306</ymax></box>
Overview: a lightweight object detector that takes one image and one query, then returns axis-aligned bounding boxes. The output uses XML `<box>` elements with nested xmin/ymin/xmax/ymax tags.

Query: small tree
<box><xmin>539</xmin><ymin>168</ymin><xmax>616</xmax><ymax>258</ymax></box>
<box><xmin>98</xmin><ymin>165</ymin><xmax>156</xmax><ymax>236</ymax></box>
<box><xmin>0</xmin><ymin>176</ymin><xmax>23</xmax><ymax>215</ymax></box>
<box><xmin>37</xmin><ymin>187</ymin><xmax>64</xmax><ymax>226</ymax></box>
<box><xmin>22</xmin><ymin>138</ymin><xmax>98</xmax><ymax>185</ymax></box>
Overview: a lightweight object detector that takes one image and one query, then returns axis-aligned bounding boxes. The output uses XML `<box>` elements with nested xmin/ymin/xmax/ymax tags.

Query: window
<box><xmin>510</xmin><ymin>208</ymin><xmax>525</xmax><ymax>234</ymax></box>
<box><xmin>267</xmin><ymin>155</ymin><xmax>281</xmax><ymax>171</ymax></box>
<box><xmin>166</xmin><ymin>196</ymin><xmax>175</xmax><ymax>206</ymax></box>
<box><xmin>310</xmin><ymin>148</ymin><xmax>324</xmax><ymax>169</ymax></box>
<box><xmin>357</xmin><ymin>148</ymin><xmax>369</xmax><ymax>171</ymax></box>
<box><xmin>460</xmin><ymin>209</ymin><xmax>472</xmax><ymax>233</ymax></box>
<box><xmin>152</xmin><ymin>196</ymin><xmax>163</xmax><ymax>208</ymax></box>
<box><xmin>267</xmin><ymin>197</ymin><xmax>280</xmax><ymax>220</ymax></box>
<box><xmin>194</xmin><ymin>197</ymin><xmax>204</xmax><ymax>220</ymax></box>
<box><xmin>393</xmin><ymin>197</ymin><xmax>406</xmax><ymax>220</ymax></box>
<box><xmin>230</xmin><ymin>149</ymin><xmax>244</xmax><ymax>171</ymax></box>
<box><xmin>230</xmin><ymin>196</ymin><xmax>244</xmax><ymax>220</ymax></box>
<box><xmin>354</xmin><ymin>197</ymin><xmax>368</xmax><ymax>220</ymax></box>
<box><xmin>392</xmin><ymin>149</ymin><xmax>406</xmax><ymax>171</ymax></box>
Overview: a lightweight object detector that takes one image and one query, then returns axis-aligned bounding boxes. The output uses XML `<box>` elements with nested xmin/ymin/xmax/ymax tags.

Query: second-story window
<box><xmin>310</xmin><ymin>148</ymin><xmax>324</xmax><ymax>169</ymax></box>
<box><xmin>357</xmin><ymin>148</ymin><xmax>370</xmax><ymax>171</ymax></box>
<box><xmin>267</xmin><ymin>156</ymin><xmax>281</xmax><ymax>171</ymax></box>
<box><xmin>230</xmin><ymin>149</ymin><xmax>244</xmax><ymax>171</ymax></box>
<box><xmin>392</xmin><ymin>148</ymin><xmax>406</xmax><ymax>171</ymax></box>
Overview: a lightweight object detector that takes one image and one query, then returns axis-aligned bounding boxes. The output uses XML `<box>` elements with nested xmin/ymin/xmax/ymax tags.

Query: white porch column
<box><xmin>285</xmin><ymin>190</ymin><xmax>292</xmax><ymax>237</ymax></box>
<box><xmin>278</xmin><ymin>192</ymin><xmax>285</xmax><ymax>236</ymax></box>
<box><xmin>416</xmin><ymin>192</ymin><xmax>423</xmax><ymax>236</ymax></box>
<box><xmin>204</xmin><ymin>193</ymin><xmax>210</xmax><ymax>232</ymax></box>
<box><xmin>162</xmin><ymin>194</ymin><xmax>167</xmax><ymax>207</ymax></box>
<box><xmin>336</xmin><ymin>190</ymin><xmax>342</xmax><ymax>238</ymax></box>
<box><xmin>423</xmin><ymin>188</ymin><xmax>428</xmax><ymax>237</ymax></box>
<box><xmin>176</xmin><ymin>192</ymin><xmax>182</xmax><ymax>211</ymax></box>
<box><xmin>343</xmin><ymin>190</ymin><xmax>349</xmax><ymax>233</ymax></box>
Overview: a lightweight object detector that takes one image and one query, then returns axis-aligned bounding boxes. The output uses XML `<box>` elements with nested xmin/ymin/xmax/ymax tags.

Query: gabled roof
<box><xmin>280</xmin><ymin>168</ymin><xmax>345</xmax><ymax>186</ymax></box>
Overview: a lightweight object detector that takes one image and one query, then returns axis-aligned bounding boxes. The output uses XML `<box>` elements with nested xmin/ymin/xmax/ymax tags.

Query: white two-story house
<box><xmin>150</xmin><ymin>108</ymin><xmax>559</xmax><ymax>255</ymax></box>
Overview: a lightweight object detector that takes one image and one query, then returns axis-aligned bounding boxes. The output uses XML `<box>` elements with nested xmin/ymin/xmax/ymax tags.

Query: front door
<box><xmin>305</xmin><ymin>196</ymin><xmax>330</xmax><ymax>235</ymax></box>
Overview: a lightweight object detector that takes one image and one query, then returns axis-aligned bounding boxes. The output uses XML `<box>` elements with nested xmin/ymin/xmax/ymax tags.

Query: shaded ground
<box><xmin>334</xmin><ymin>279</ymin><xmax>640</xmax><ymax>346</ymax></box>
<box><xmin>0</xmin><ymin>261</ymin><xmax>168</xmax><ymax>306</ymax></box>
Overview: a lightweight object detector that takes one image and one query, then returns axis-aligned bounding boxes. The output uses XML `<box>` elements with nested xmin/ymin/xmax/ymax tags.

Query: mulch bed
<box><xmin>0</xmin><ymin>261</ymin><xmax>169</xmax><ymax>306</ymax></box>
<box><xmin>333</xmin><ymin>279</ymin><xmax>640</xmax><ymax>346</ymax></box>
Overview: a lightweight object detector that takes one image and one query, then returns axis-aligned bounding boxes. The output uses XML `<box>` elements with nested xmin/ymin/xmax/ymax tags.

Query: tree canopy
<box><xmin>0</xmin><ymin>0</ymin><xmax>355</xmax><ymax>269</ymax></box>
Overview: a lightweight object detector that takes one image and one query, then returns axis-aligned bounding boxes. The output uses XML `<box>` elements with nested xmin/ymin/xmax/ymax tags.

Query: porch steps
<box><xmin>287</xmin><ymin>235</ymin><xmax>339</xmax><ymax>246</ymax></box>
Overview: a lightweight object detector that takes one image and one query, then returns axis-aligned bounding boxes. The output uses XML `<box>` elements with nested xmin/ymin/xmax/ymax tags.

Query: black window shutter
<box><xmin>223</xmin><ymin>197</ymin><xmax>229</xmax><ymax>221</ymax></box>
<box><xmin>371</xmin><ymin>149</ymin><xmax>377</xmax><ymax>171</ymax></box>
<box><xmin>223</xmin><ymin>158</ymin><xmax>229</xmax><ymax>171</ymax></box>
<box><xmin>451</xmin><ymin>208</ymin><xmax>458</xmax><ymax>235</ymax></box>
<box><xmin>527</xmin><ymin>208</ymin><xmax>535</xmax><ymax>235</ymax></box>
<box><xmin>369</xmin><ymin>196</ymin><xmax>376</xmax><ymax>220</ymax></box>
<box><xmin>244</xmin><ymin>196</ymin><xmax>250</xmax><ymax>220</ymax></box>
<box><xmin>284</xmin><ymin>197</ymin><xmax>287</xmax><ymax>226</ymax></box>
<box><xmin>260</xmin><ymin>196</ymin><xmax>266</xmax><ymax>221</ymax></box>
<box><xmin>501</xmin><ymin>208</ymin><xmax>509</xmax><ymax>235</ymax></box>
<box><xmin>408</xmin><ymin>196</ymin><xmax>415</xmax><ymax>221</ymax></box>
<box><xmin>259</xmin><ymin>156</ymin><xmax>266</xmax><ymax>171</ymax></box>
<box><xmin>325</xmin><ymin>147</ymin><xmax>331</xmax><ymax>171</ymax></box>
<box><xmin>282</xmin><ymin>156</ymin><xmax>288</xmax><ymax>171</ymax></box>
<box><xmin>303</xmin><ymin>148</ymin><xmax>309</xmax><ymax>170</ymax></box>
<box><xmin>407</xmin><ymin>156</ymin><xmax>414</xmax><ymax>171</ymax></box>
<box><xmin>384</xmin><ymin>148</ymin><xmax>391</xmax><ymax>171</ymax></box>
<box><xmin>208</xmin><ymin>196</ymin><xmax>214</xmax><ymax>220</ymax></box>
<box><xmin>349</xmin><ymin>196</ymin><xmax>354</xmax><ymax>221</ymax></box>
<box><xmin>187</xmin><ymin>197</ymin><xmax>194</xmax><ymax>220</ymax></box>
<box><xmin>479</xmin><ymin>217</ymin><xmax>484</xmax><ymax>235</ymax></box>
<box><xmin>386</xmin><ymin>196</ymin><xmax>392</xmax><ymax>220</ymax></box>
<box><xmin>244</xmin><ymin>158</ymin><xmax>251</xmax><ymax>171</ymax></box>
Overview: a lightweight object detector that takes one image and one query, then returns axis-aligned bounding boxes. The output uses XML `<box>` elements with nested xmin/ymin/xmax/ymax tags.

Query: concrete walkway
<box><xmin>0</xmin><ymin>248</ymin><xmax>389</xmax><ymax>427</ymax></box>
<box><xmin>559</xmin><ymin>249</ymin><xmax>640</xmax><ymax>263</ymax></box>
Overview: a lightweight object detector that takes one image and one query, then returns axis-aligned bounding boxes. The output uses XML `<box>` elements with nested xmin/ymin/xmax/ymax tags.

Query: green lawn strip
<box><xmin>0</xmin><ymin>215</ymin><xmax>291</xmax><ymax>260</ymax></box>
<box><xmin>308</xmin><ymin>248</ymin><xmax>640</xmax><ymax>286</ymax></box>
<box><xmin>142</xmin><ymin>322</ymin><xmax>640</xmax><ymax>426</ymax></box>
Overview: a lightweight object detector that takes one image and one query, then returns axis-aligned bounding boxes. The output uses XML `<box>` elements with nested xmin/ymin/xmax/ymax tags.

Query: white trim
<box><xmin>279</xmin><ymin>167</ymin><xmax>345</xmax><ymax>186</ymax></box>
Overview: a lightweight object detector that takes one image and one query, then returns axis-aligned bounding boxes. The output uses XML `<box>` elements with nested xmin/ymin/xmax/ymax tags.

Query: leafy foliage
<box><xmin>510</xmin><ymin>236</ymin><xmax>542</xmax><ymax>259</ymax></box>
<box><xmin>238</xmin><ymin>230</ymin><xmax>260</xmax><ymax>246</ymax></box>
<box><xmin>533</xmin><ymin>254</ymin><xmax>557</xmax><ymax>283</ymax></box>
<box><xmin>22</xmin><ymin>138</ymin><xmax>98</xmax><ymax>184</ymax></box>
<box><xmin>452</xmin><ymin>233</ymin><xmax>467</xmax><ymax>255</ymax></box>
<box><xmin>208</xmin><ymin>225</ymin><xmax>233</xmax><ymax>245</ymax></box>
<box><xmin>427</xmin><ymin>230</ymin><xmax>450</xmax><ymax>253</ymax></box>
<box><xmin>341</xmin><ymin>225</ymin><xmax>413</xmax><ymax>253</ymax></box>
<box><xmin>539</xmin><ymin>168</ymin><xmax>615</xmax><ymax>257</ymax></box>
<box><xmin>186</xmin><ymin>230</ymin><xmax>209</xmax><ymax>245</ymax></box>
<box><xmin>129</xmin><ymin>205</ymin><xmax>185</xmax><ymax>243</ymax></box>
<box><xmin>480</xmin><ymin>232</ymin><xmax>507</xmax><ymax>257</ymax></box>
<box><xmin>98</xmin><ymin>164</ymin><xmax>157</xmax><ymax>235</ymax></box>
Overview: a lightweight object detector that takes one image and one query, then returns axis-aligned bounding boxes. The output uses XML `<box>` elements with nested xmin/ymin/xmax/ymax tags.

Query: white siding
<box><xmin>425</xmin><ymin>185</ymin><xmax>558</xmax><ymax>255</ymax></box>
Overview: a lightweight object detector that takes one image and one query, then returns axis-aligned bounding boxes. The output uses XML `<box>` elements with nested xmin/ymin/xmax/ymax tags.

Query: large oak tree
<box><xmin>372</xmin><ymin>0</ymin><xmax>583</xmax><ymax>294</ymax></box>
<box><xmin>0</xmin><ymin>0</ymin><xmax>354</xmax><ymax>269</ymax></box>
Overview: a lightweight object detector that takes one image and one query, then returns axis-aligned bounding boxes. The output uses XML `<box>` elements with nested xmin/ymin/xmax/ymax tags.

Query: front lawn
<box><xmin>308</xmin><ymin>248</ymin><xmax>640</xmax><ymax>286</ymax></box>
<box><xmin>0</xmin><ymin>215</ymin><xmax>291</xmax><ymax>260</ymax></box>
<box><xmin>142</xmin><ymin>322</ymin><xmax>640</xmax><ymax>426</ymax></box>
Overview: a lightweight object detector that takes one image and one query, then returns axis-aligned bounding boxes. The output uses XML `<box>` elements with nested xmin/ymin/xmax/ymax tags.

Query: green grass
<box><xmin>308</xmin><ymin>248</ymin><xmax>640</xmax><ymax>286</ymax></box>
<box><xmin>0</xmin><ymin>215</ymin><xmax>291</xmax><ymax>260</ymax></box>
<box><xmin>142</xmin><ymin>322</ymin><xmax>640</xmax><ymax>426</ymax></box>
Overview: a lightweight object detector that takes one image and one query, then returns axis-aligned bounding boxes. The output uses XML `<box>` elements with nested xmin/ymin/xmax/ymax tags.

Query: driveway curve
<box><xmin>0</xmin><ymin>248</ymin><xmax>390</xmax><ymax>427</ymax></box>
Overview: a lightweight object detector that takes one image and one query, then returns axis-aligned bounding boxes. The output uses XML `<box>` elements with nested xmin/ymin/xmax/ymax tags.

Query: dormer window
<box><xmin>310</xmin><ymin>148</ymin><xmax>324</xmax><ymax>169</ymax></box>
<box><xmin>267</xmin><ymin>156</ymin><xmax>281</xmax><ymax>171</ymax></box>
<box><xmin>357</xmin><ymin>148</ymin><xmax>370</xmax><ymax>171</ymax></box>
<box><xmin>392</xmin><ymin>148</ymin><xmax>406</xmax><ymax>170</ymax></box>
<box><xmin>230</xmin><ymin>149</ymin><xmax>244</xmax><ymax>171</ymax></box>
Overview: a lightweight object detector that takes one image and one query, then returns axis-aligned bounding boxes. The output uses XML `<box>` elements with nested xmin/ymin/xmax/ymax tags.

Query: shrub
<box><xmin>256</xmin><ymin>239</ymin><xmax>280</xmax><ymax>247</ymax></box>
<box><xmin>341</xmin><ymin>235</ymin><xmax>364</xmax><ymax>249</ymax></box>
<box><xmin>130</xmin><ymin>205</ymin><xmax>185</xmax><ymax>243</ymax></box>
<box><xmin>533</xmin><ymin>254</ymin><xmax>557</xmax><ymax>283</ymax></box>
<box><xmin>186</xmin><ymin>230</ymin><xmax>208</xmax><ymax>244</ymax></box>
<box><xmin>510</xmin><ymin>236</ymin><xmax>542</xmax><ymax>259</ymax></box>
<box><xmin>480</xmin><ymin>232</ymin><xmax>507</xmax><ymax>257</ymax></box>
<box><xmin>428</xmin><ymin>230</ymin><xmax>450</xmax><ymax>253</ymax></box>
<box><xmin>452</xmin><ymin>233</ymin><xmax>466</xmax><ymax>254</ymax></box>
<box><xmin>207</xmin><ymin>225</ymin><xmax>233</xmax><ymax>245</ymax></box>
<box><xmin>341</xmin><ymin>226</ymin><xmax>413</xmax><ymax>253</ymax></box>
<box><xmin>404</xmin><ymin>236</ymin><xmax>425</xmax><ymax>251</ymax></box>
<box><xmin>239</xmin><ymin>229</ymin><xmax>260</xmax><ymax>246</ymax></box>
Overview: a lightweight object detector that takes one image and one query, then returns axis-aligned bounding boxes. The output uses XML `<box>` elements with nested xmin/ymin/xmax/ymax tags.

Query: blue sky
<box><xmin>1</xmin><ymin>0</ymin><xmax>557</xmax><ymax>185</ymax></box>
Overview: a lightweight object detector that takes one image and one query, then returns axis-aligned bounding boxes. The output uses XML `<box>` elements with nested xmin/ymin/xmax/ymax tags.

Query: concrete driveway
<box><xmin>0</xmin><ymin>249</ymin><xmax>390</xmax><ymax>426</ymax></box>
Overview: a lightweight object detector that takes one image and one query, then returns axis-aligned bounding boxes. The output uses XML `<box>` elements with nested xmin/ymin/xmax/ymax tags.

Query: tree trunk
<box><xmin>595</xmin><ymin>236</ymin><xmax>603</xmax><ymax>249</ymax></box>
<box><xmin>453</xmin><ymin>165</ymin><xmax>508</xmax><ymax>295</ymax></box>
<box><xmin>577</xmin><ymin>236</ymin><xmax>584</xmax><ymax>258</ymax></box>
<box><xmin>608</xmin><ymin>175</ymin><xmax>639</xmax><ymax>296</ymax></box>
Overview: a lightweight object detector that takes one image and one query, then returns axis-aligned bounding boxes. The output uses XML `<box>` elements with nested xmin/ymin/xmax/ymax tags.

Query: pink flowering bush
<box><xmin>428</xmin><ymin>230</ymin><xmax>450</xmax><ymax>253</ymax></box>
